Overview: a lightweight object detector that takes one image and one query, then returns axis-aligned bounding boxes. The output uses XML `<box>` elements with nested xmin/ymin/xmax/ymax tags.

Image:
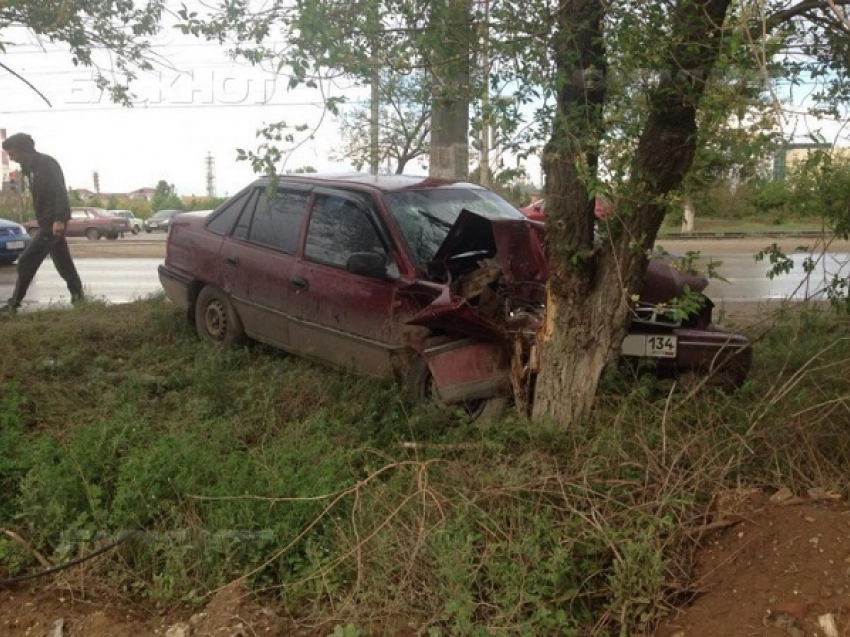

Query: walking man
<box><xmin>1</xmin><ymin>133</ymin><xmax>84</xmax><ymax>313</ymax></box>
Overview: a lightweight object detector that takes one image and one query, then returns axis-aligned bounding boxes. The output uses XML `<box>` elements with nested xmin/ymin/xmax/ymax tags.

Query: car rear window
<box><xmin>247</xmin><ymin>189</ymin><xmax>309</xmax><ymax>253</ymax></box>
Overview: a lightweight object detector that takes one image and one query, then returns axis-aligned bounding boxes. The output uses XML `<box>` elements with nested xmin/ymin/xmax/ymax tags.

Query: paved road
<box><xmin>0</xmin><ymin>235</ymin><xmax>847</xmax><ymax>311</ymax></box>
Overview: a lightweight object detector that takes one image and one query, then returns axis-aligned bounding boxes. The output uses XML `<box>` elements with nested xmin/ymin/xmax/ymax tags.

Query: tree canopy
<box><xmin>0</xmin><ymin>0</ymin><xmax>165</xmax><ymax>104</ymax></box>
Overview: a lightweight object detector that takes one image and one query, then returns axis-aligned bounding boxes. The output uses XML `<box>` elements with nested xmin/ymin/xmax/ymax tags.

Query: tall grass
<box><xmin>0</xmin><ymin>298</ymin><xmax>847</xmax><ymax>634</ymax></box>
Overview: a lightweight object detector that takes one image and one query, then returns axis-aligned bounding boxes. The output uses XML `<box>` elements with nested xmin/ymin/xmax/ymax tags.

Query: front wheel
<box><xmin>194</xmin><ymin>285</ymin><xmax>245</xmax><ymax>346</ymax></box>
<box><xmin>85</xmin><ymin>228</ymin><xmax>101</xmax><ymax>240</ymax></box>
<box><xmin>131</xmin><ymin>226</ymin><xmax>140</xmax><ymax>235</ymax></box>
<box><xmin>404</xmin><ymin>356</ymin><xmax>507</xmax><ymax>422</ymax></box>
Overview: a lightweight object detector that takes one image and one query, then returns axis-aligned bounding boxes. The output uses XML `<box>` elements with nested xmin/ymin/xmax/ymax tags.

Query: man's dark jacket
<box><xmin>24</xmin><ymin>153</ymin><xmax>72</xmax><ymax>230</ymax></box>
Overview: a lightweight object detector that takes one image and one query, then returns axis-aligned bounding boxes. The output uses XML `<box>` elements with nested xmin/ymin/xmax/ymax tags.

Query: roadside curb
<box><xmin>659</xmin><ymin>230</ymin><xmax>830</xmax><ymax>240</ymax></box>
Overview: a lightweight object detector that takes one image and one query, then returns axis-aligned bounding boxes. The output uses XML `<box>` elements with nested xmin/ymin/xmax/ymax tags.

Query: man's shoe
<box><xmin>70</xmin><ymin>292</ymin><xmax>86</xmax><ymax>306</ymax></box>
<box><xmin>0</xmin><ymin>300</ymin><xmax>19</xmax><ymax>317</ymax></box>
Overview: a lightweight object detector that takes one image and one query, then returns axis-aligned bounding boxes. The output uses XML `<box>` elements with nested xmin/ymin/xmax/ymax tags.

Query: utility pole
<box><xmin>368</xmin><ymin>10</ymin><xmax>381</xmax><ymax>176</ymax></box>
<box><xmin>205</xmin><ymin>153</ymin><xmax>216</xmax><ymax>197</ymax></box>
<box><xmin>479</xmin><ymin>0</ymin><xmax>491</xmax><ymax>187</ymax></box>
<box><xmin>93</xmin><ymin>171</ymin><xmax>101</xmax><ymax>194</ymax></box>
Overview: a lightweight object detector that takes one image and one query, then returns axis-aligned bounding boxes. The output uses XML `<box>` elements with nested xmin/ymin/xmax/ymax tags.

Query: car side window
<box><xmin>71</xmin><ymin>210</ymin><xmax>86</xmax><ymax>220</ymax></box>
<box><xmin>248</xmin><ymin>188</ymin><xmax>309</xmax><ymax>253</ymax></box>
<box><xmin>304</xmin><ymin>194</ymin><xmax>387</xmax><ymax>269</ymax></box>
<box><xmin>231</xmin><ymin>190</ymin><xmax>260</xmax><ymax>241</ymax></box>
<box><xmin>206</xmin><ymin>191</ymin><xmax>251</xmax><ymax>236</ymax></box>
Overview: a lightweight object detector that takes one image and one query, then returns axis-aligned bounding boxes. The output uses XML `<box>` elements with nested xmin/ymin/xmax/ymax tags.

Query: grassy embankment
<box><xmin>0</xmin><ymin>295</ymin><xmax>848</xmax><ymax>635</ymax></box>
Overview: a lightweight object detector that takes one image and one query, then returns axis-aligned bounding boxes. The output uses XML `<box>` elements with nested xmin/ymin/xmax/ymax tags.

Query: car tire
<box><xmin>85</xmin><ymin>228</ymin><xmax>102</xmax><ymax>241</ymax></box>
<box><xmin>404</xmin><ymin>355</ymin><xmax>507</xmax><ymax>422</ymax></box>
<box><xmin>144</xmin><ymin>227</ymin><xmax>151</xmax><ymax>233</ymax></box>
<box><xmin>131</xmin><ymin>226</ymin><xmax>140</xmax><ymax>235</ymax></box>
<box><xmin>195</xmin><ymin>285</ymin><xmax>246</xmax><ymax>346</ymax></box>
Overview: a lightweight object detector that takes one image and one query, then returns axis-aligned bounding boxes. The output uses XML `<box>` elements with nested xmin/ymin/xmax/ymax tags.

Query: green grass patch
<box><xmin>0</xmin><ymin>299</ymin><xmax>848</xmax><ymax>634</ymax></box>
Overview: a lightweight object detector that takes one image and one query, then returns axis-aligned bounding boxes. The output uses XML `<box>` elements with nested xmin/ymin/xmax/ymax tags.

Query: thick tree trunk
<box><xmin>427</xmin><ymin>0</ymin><xmax>472</xmax><ymax>180</ymax></box>
<box><xmin>533</xmin><ymin>0</ymin><xmax>733</xmax><ymax>426</ymax></box>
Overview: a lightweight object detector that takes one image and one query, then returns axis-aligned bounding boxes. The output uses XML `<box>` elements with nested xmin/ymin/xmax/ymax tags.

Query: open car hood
<box><xmin>409</xmin><ymin>210</ymin><xmax>709</xmax><ymax>336</ymax></box>
<box><xmin>429</xmin><ymin>209</ymin><xmax>548</xmax><ymax>285</ymax></box>
<box><xmin>409</xmin><ymin>210</ymin><xmax>547</xmax><ymax>337</ymax></box>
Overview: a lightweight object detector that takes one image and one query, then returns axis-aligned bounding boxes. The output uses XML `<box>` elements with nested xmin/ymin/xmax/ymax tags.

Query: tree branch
<box><xmin>764</xmin><ymin>0</ymin><xmax>850</xmax><ymax>34</ymax></box>
<box><xmin>0</xmin><ymin>61</ymin><xmax>52</xmax><ymax>107</ymax></box>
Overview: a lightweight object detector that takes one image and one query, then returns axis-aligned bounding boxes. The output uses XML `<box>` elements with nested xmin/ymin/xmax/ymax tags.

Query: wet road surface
<box><xmin>0</xmin><ymin>258</ymin><xmax>163</xmax><ymax>311</ymax></box>
<box><xmin>0</xmin><ymin>236</ymin><xmax>847</xmax><ymax>310</ymax></box>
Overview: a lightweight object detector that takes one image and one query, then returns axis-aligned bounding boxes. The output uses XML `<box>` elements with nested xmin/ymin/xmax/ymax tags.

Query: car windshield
<box><xmin>152</xmin><ymin>210</ymin><xmax>176</xmax><ymax>219</ymax></box>
<box><xmin>383</xmin><ymin>187</ymin><xmax>525</xmax><ymax>269</ymax></box>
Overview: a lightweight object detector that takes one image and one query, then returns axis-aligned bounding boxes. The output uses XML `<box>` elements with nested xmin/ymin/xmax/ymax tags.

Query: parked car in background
<box><xmin>519</xmin><ymin>197</ymin><xmax>612</xmax><ymax>222</ymax></box>
<box><xmin>158</xmin><ymin>175</ymin><xmax>751</xmax><ymax>420</ymax></box>
<box><xmin>0</xmin><ymin>218</ymin><xmax>31</xmax><ymax>264</ymax></box>
<box><xmin>23</xmin><ymin>207</ymin><xmax>130</xmax><ymax>240</ymax></box>
<box><xmin>144</xmin><ymin>209</ymin><xmax>182</xmax><ymax>233</ymax></box>
<box><xmin>108</xmin><ymin>209</ymin><xmax>143</xmax><ymax>234</ymax></box>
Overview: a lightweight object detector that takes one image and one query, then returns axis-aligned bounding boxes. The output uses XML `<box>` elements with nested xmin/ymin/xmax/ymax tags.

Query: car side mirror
<box><xmin>346</xmin><ymin>252</ymin><xmax>390</xmax><ymax>279</ymax></box>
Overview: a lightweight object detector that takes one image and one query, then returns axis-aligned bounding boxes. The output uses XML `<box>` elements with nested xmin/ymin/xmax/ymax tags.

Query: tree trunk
<box><xmin>427</xmin><ymin>0</ymin><xmax>471</xmax><ymax>180</ymax></box>
<box><xmin>533</xmin><ymin>0</ymin><xmax>733</xmax><ymax>426</ymax></box>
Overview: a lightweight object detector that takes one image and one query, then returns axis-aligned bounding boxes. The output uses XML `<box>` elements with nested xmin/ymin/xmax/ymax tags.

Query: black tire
<box><xmin>144</xmin><ymin>227</ymin><xmax>152</xmax><ymax>233</ymax></box>
<box><xmin>194</xmin><ymin>285</ymin><xmax>245</xmax><ymax>346</ymax></box>
<box><xmin>85</xmin><ymin>228</ymin><xmax>101</xmax><ymax>241</ymax></box>
<box><xmin>131</xmin><ymin>226</ymin><xmax>140</xmax><ymax>235</ymax></box>
<box><xmin>404</xmin><ymin>356</ymin><xmax>507</xmax><ymax>422</ymax></box>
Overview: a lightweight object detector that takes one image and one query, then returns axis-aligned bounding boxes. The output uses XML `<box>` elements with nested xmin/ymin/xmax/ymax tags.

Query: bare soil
<box><xmin>3</xmin><ymin>491</ymin><xmax>850</xmax><ymax>636</ymax></box>
<box><xmin>1</xmin><ymin>235</ymin><xmax>845</xmax><ymax>635</ymax></box>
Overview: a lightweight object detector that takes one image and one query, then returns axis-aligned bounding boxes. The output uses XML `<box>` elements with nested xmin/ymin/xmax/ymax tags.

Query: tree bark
<box><xmin>533</xmin><ymin>0</ymin><xmax>733</xmax><ymax>426</ymax></box>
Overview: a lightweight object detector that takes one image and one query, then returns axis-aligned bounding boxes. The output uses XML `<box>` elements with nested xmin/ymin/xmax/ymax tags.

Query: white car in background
<box><xmin>109</xmin><ymin>210</ymin><xmax>143</xmax><ymax>234</ymax></box>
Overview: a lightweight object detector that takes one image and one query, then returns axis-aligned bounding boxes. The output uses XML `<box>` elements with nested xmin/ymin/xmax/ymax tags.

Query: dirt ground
<box><xmin>2</xmin><ymin>491</ymin><xmax>850</xmax><ymax>636</ymax></box>
<box><xmin>0</xmin><ymin>235</ymin><xmax>845</xmax><ymax>636</ymax></box>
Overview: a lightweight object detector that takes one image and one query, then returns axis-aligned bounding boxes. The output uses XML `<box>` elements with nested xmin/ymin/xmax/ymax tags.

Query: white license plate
<box><xmin>6</xmin><ymin>241</ymin><xmax>25</xmax><ymax>250</ymax></box>
<box><xmin>622</xmin><ymin>334</ymin><xmax>677</xmax><ymax>358</ymax></box>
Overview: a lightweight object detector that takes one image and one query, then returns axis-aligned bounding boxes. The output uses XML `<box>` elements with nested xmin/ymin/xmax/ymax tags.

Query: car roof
<box><xmin>0</xmin><ymin>218</ymin><xmax>22</xmax><ymax>228</ymax></box>
<box><xmin>252</xmin><ymin>173</ymin><xmax>482</xmax><ymax>192</ymax></box>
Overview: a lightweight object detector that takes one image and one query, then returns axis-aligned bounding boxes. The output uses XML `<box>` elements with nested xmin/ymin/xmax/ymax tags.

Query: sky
<box><xmin>1</xmin><ymin>27</ymin><xmax>375</xmax><ymax>198</ymax></box>
<box><xmin>2</xmin><ymin>12</ymin><xmax>847</xmax><ymax>200</ymax></box>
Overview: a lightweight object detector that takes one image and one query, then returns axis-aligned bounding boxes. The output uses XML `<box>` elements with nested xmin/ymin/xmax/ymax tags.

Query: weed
<box><xmin>0</xmin><ymin>300</ymin><xmax>847</xmax><ymax>635</ymax></box>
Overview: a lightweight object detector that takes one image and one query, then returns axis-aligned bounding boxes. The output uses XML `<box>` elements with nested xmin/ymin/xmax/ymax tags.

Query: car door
<box><xmin>218</xmin><ymin>185</ymin><xmax>310</xmax><ymax>350</ymax></box>
<box><xmin>67</xmin><ymin>209</ymin><xmax>91</xmax><ymax>237</ymax></box>
<box><xmin>287</xmin><ymin>190</ymin><xmax>404</xmax><ymax>377</ymax></box>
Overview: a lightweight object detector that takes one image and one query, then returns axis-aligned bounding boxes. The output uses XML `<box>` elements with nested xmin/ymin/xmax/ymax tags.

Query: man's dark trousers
<box><xmin>10</xmin><ymin>230</ymin><xmax>83</xmax><ymax>307</ymax></box>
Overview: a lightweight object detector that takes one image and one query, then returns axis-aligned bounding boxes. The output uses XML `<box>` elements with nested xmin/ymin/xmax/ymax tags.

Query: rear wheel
<box><xmin>194</xmin><ymin>285</ymin><xmax>245</xmax><ymax>346</ymax></box>
<box><xmin>85</xmin><ymin>228</ymin><xmax>101</xmax><ymax>240</ymax></box>
<box><xmin>404</xmin><ymin>356</ymin><xmax>507</xmax><ymax>422</ymax></box>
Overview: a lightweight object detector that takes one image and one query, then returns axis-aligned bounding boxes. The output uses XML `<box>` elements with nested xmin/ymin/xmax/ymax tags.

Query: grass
<box><xmin>0</xmin><ymin>297</ymin><xmax>848</xmax><ymax>635</ymax></box>
<box><xmin>659</xmin><ymin>215</ymin><xmax>831</xmax><ymax>235</ymax></box>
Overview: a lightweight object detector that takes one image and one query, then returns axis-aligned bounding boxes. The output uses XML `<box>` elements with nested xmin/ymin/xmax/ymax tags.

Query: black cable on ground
<box><xmin>0</xmin><ymin>529</ymin><xmax>142</xmax><ymax>587</ymax></box>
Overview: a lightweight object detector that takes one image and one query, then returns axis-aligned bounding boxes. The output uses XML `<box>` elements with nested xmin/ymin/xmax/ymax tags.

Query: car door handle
<box><xmin>224</xmin><ymin>255</ymin><xmax>239</xmax><ymax>266</ymax></box>
<box><xmin>291</xmin><ymin>276</ymin><xmax>309</xmax><ymax>291</ymax></box>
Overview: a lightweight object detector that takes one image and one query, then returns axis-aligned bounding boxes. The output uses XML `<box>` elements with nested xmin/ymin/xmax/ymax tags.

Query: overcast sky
<box><xmin>2</xmin><ymin>13</ymin><xmax>846</xmax><ymax>200</ymax></box>
<box><xmin>1</xmin><ymin>26</ymin><xmax>373</xmax><ymax>198</ymax></box>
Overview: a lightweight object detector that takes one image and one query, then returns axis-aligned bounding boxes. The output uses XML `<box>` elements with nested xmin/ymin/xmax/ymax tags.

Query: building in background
<box><xmin>773</xmin><ymin>142</ymin><xmax>850</xmax><ymax>180</ymax></box>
